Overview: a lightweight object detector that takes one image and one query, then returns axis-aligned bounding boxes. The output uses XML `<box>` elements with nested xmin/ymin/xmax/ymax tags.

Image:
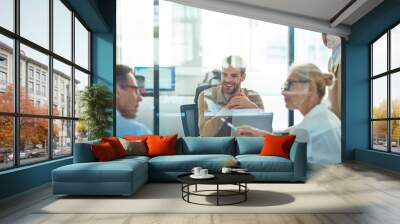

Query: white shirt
<box><xmin>290</xmin><ymin>103</ymin><xmax>341</xmax><ymax>164</ymax></box>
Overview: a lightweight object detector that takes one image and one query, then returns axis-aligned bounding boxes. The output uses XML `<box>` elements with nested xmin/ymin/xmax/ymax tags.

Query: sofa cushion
<box><xmin>147</xmin><ymin>134</ymin><xmax>178</xmax><ymax>157</ymax></box>
<box><xmin>91</xmin><ymin>142</ymin><xmax>118</xmax><ymax>161</ymax></box>
<box><xmin>119</xmin><ymin>138</ymin><xmax>148</xmax><ymax>156</ymax></box>
<box><xmin>53</xmin><ymin>158</ymin><xmax>147</xmax><ymax>183</ymax></box>
<box><xmin>260</xmin><ymin>133</ymin><xmax>296</xmax><ymax>159</ymax></box>
<box><xmin>149</xmin><ymin>154</ymin><xmax>235</xmax><ymax>172</ymax></box>
<box><xmin>116</xmin><ymin>155</ymin><xmax>150</xmax><ymax>163</ymax></box>
<box><xmin>236</xmin><ymin>137</ymin><xmax>264</xmax><ymax>155</ymax></box>
<box><xmin>101</xmin><ymin>137</ymin><xmax>127</xmax><ymax>158</ymax></box>
<box><xmin>236</xmin><ymin>155</ymin><xmax>293</xmax><ymax>172</ymax></box>
<box><xmin>179</xmin><ymin>137</ymin><xmax>235</xmax><ymax>155</ymax></box>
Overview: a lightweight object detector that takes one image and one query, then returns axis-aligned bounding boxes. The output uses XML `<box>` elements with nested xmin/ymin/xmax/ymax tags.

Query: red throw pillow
<box><xmin>260</xmin><ymin>133</ymin><xmax>296</xmax><ymax>159</ymax></box>
<box><xmin>146</xmin><ymin>134</ymin><xmax>177</xmax><ymax>157</ymax></box>
<box><xmin>91</xmin><ymin>142</ymin><xmax>118</xmax><ymax>161</ymax></box>
<box><xmin>101</xmin><ymin>137</ymin><xmax>127</xmax><ymax>158</ymax></box>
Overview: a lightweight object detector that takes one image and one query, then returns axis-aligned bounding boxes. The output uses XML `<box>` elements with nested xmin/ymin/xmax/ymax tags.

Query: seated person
<box><xmin>116</xmin><ymin>65</ymin><xmax>152</xmax><ymax>136</ymax></box>
<box><xmin>197</xmin><ymin>56</ymin><xmax>264</xmax><ymax>136</ymax></box>
<box><xmin>237</xmin><ymin>63</ymin><xmax>341</xmax><ymax>164</ymax></box>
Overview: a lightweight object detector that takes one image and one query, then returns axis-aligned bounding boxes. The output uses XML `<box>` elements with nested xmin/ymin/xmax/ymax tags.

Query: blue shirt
<box><xmin>116</xmin><ymin>110</ymin><xmax>152</xmax><ymax>137</ymax></box>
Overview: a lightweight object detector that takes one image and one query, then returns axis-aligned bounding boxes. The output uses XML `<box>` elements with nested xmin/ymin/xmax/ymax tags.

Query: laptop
<box><xmin>231</xmin><ymin>112</ymin><xmax>273</xmax><ymax>136</ymax></box>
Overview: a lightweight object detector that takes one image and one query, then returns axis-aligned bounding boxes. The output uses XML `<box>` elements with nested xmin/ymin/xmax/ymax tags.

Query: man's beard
<box><xmin>222</xmin><ymin>82</ymin><xmax>240</xmax><ymax>95</ymax></box>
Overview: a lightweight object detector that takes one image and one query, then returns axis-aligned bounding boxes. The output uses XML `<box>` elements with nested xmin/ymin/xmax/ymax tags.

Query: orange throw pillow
<box><xmin>101</xmin><ymin>137</ymin><xmax>127</xmax><ymax>158</ymax></box>
<box><xmin>260</xmin><ymin>133</ymin><xmax>296</xmax><ymax>159</ymax></box>
<box><xmin>146</xmin><ymin>134</ymin><xmax>177</xmax><ymax>157</ymax></box>
<box><xmin>91</xmin><ymin>142</ymin><xmax>118</xmax><ymax>161</ymax></box>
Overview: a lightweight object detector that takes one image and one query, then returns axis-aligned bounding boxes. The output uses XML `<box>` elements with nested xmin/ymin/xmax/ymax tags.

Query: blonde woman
<box><xmin>237</xmin><ymin>63</ymin><xmax>341</xmax><ymax>164</ymax></box>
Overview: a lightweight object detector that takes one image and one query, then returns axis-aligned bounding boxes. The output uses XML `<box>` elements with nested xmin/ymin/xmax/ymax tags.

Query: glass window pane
<box><xmin>294</xmin><ymin>29</ymin><xmax>331</xmax><ymax>73</ymax></box>
<box><xmin>75</xmin><ymin>18</ymin><xmax>89</xmax><ymax>70</ymax></box>
<box><xmin>0</xmin><ymin>116</ymin><xmax>14</xmax><ymax>170</ymax></box>
<box><xmin>53</xmin><ymin>0</ymin><xmax>72</xmax><ymax>60</ymax></box>
<box><xmin>53</xmin><ymin>119</ymin><xmax>72</xmax><ymax>157</ymax></box>
<box><xmin>391</xmin><ymin>24</ymin><xmax>400</xmax><ymax>70</ymax></box>
<box><xmin>116</xmin><ymin>0</ymin><xmax>154</xmax><ymax>136</ymax></box>
<box><xmin>372</xmin><ymin>121</ymin><xmax>388</xmax><ymax>151</ymax></box>
<box><xmin>155</xmin><ymin>1</ymin><xmax>289</xmax><ymax>135</ymax></box>
<box><xmin>391</xmin><ymin>72</ymin><xmax>400</xmax><ymax>118</ymax></box>
<box><xmin>391</xmin><ymin>120</ymin><xmax>400</xmax><ymax>151</ymax></box>
<box><xmin>53</xmin><ymin>59</ymin><xmax>72</xmax><ymax>117</ymax></box>
<box><xmin>0</xmin><ymin>0</ymin><xmax>14</xmax><ymax>31</ymax></box>
<box><xmin>20</xmin><ymin>44</ymin><xmax>49</xmax><ymax>115</ymax></box>
<box><xmin>391</xmin><ymin>120</ymin><xmax>400</xmax><ymax>153</ymax></box>
<box><xmin>372</xmin><ymin>77</ymin><xmax>387</xmax><ymax>119</ymax></box>
<box><xmin>372</xmin><ymin>34</ymin><xmax>387</xmax><ymax>76</ymax></box>
<box><xmin>20</xmin><ymin>0</ymin><xmax>49</xmax><ymax>49</ymax></box>
<box><xmin>0</xmin><ymin>34</ymin><xmax>14</xmax><ymax>113</ymax></box>
<box><xmin>20</xmin><ymin>117</ymin><xmax>49</xmax><ymax>165</ymax></box>
<box><xmin>75</xmin><ymin>120</ymin><xmax>88</xmax><ymax>143</ymax></box>
<box><xmin>74</xmin><ymin>69</ymin><xmax>89</xmax><ymax>118</ymax></box>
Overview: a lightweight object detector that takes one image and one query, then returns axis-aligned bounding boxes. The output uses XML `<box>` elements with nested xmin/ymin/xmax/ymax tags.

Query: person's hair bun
<box><xmin>322</xmin><ymin>73</ymin><xmax>334</xmax><ymax>87</ymax></box>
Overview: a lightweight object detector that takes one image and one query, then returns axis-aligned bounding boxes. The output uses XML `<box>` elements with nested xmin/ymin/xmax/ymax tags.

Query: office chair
<box><xmin>180</xmin><ymin>104</ymin><xmax>199</xmax><ymax>137</ymax></box>
<box><xmin>194</xmin><ymin>84</ymin><xmax>215</xmax><ymax>104</ymax></box>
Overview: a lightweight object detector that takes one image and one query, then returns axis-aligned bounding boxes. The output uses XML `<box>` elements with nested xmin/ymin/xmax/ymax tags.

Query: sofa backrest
<box><xmin>236</xmin><ymin>137</ymin><xmax>304</xmax><ymax>158</ymax></box>
<box><xmin>178</xmin><ymin>137</ymin><xmax>235</xmax><ymax>155</ymax></box>
<box><xmin>235</xmin><ymin>137</ymin><xmax>264</xmax><ymax>155</ymax></box>
<box><xmin>73</xmin><ymin>139</ymin><xmax>100</xmax><ymax>163</ymax></box>
<box><xmin>74</xmin><ymin>136</ymin><xmax>303</xmax><ymax>162</ymax></box>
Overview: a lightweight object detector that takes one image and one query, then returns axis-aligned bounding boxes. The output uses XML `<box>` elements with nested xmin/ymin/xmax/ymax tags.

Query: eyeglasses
<box><xmin>281</xmin><ymin>80</ymin><xmax>309</xmax><ymax>92</ymax></box>
<box><xmin>121</xmin><ymin>85</ymin><xmax>142</xmax><ymax>95</ymax></box>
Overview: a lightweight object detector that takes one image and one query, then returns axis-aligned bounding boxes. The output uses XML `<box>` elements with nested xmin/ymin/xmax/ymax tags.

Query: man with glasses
<box><xmin>198</xmin><ymin>56</ymin><xmax>264</xmax><ymax>136</ymax></box>
<box><xmin>116</xmin><ymin>64</ymin><xmax>151</xmax><ymax>136</ymax></box>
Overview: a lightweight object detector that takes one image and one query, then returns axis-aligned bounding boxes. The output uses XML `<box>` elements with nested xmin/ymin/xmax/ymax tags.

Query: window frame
<box><xmin>0</xmin><ymin>0</ymin><xmax>92</xmax><ymax>171</ymax></box>
<box><xmin>370</xmin><ymin>20</ymin><xmax>400</xmax><ymax>154</ymax></box>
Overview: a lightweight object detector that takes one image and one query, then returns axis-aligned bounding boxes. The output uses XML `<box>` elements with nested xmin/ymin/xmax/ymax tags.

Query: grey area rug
<box><xmin>37</xmin><ymin>183</ymin><xmax>362</xmax><ymax>214</ymax></box>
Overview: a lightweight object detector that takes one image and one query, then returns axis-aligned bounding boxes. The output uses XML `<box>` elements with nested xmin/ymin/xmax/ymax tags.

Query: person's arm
<box><xmin>252</xmin><ymin>93</ymin><xmax>264</xmax><ymax>110</ymax></box>
<box><xmin>236</xmin><ymin>125</ymin><xmax>271</xmax><ymax>137</ymax></box>
<box><xmin>198</xmin><ymin>93</ymin><xmax>226</xmax><ymax>136</ymax></box>
<box><xmin>227</xmin><ymin>90</ymin><xmax>264</xmax><ymax>110</ymax></box>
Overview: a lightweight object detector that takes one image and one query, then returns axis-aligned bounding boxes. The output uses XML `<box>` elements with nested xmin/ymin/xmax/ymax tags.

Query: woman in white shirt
<box><xmin>237</xmin><ymin>63</ymin><xmax>341</xmax><ymax>164</ymax></box>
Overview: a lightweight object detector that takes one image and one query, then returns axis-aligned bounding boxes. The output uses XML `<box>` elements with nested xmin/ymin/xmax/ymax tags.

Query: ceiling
<box><xmin>168</xmin><ymin>0</ymin><xmax>384</xmax><ymax>37</ymax></box>
<box><xmin>226</xmin><ymin>0</ymin><xmax>354</xmax><ymax>24</ymax></box>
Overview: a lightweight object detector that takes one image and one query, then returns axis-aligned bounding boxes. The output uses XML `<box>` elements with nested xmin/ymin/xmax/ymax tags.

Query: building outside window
<box><xmin>0</xmin><ymin>54</ymin><xmax>7</xmax><ymax>89</ymax></box>
<box><xmin>41</xmin><ymin>85</ymin><xmax>46</xmax><ymax>97</ymax></box>
<box><xmin>28</xmin><ymin>81</ymin><xmax>34</xmax><ymax>94</ymax></box>
<box><xmin>41</xmin><ymin>73</ymin><xmax>46</xmax><ymax>83</ymax></box>
<box><xmin>28</xmin><ymin>68</ymin><xmax>34</xmax><ymax>80</ymax></box>
<box><xmin>0</xmin><ymin>54</ymin><xmax>7</xmax><ymax>67</ymax></box>
<box><xmin>0</xmin><ymin>71</ymin><xmax>6</xmax><ymax>85</ymax></box>
<box><xmin>35</xmin><ymin>83</ymin><xmax>40</xmax><ymax>95</ymax></box>
<box><xmin>35</xmin><ymin>70</ymin><xmax>40</xmax><ymax>81</ymax></box>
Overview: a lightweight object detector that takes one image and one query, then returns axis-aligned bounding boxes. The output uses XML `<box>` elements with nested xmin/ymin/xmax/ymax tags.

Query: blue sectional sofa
<box><xmin>52</xmin><ymin>137</ymin><xmax>307</xmax><ymax>196</ymax></box>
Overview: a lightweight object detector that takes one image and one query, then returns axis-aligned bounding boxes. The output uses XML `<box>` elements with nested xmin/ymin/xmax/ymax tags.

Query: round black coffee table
<box><xmin>177</xmin><ymin>173</ymin><xmax>255</xmax><ymax>206</ymax></box>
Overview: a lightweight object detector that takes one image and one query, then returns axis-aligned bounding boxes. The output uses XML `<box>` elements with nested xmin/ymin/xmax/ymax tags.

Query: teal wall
<box><xmin>92</xmin><ymin>33</ymin><xmax>114</xmax><ymax>87</ymax></box>
<box><xmin>91</xmin><ymin>0</ymin><xmax>116</xmax><ymax>135</ymax></box>
<box><xmin>345</xmin><ymin>0</ymin><xmax>400</xmax><ymax>170</ymax></box>
<box><xmin>0</xmin><ymin>0</ymin><xmax>116</xmax><ymax>200</ymax></box>
<box><xmin>0</xmin><ymin>158</ymin><xmax>72</xmax><ymax>199</ymax></box>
